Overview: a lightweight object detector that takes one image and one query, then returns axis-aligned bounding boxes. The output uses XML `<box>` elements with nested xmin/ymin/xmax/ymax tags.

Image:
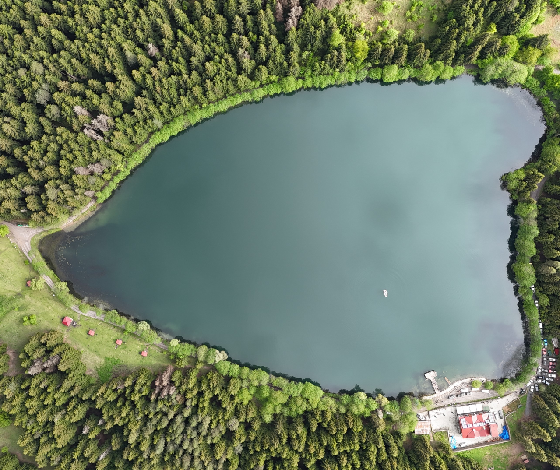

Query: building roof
<box><xmin>88</xmin><ymin>330</ymin><xmax>95</xmax><ymax>336</ymax></box>
<box><xmin>456</xmin><ymin>404</ymin><xmax>483</xmax><ymax>415</ymax></box>
<box><xmin>62</xmin><ymin>316</ymin><xmax>73</xmax><ymax>326</ymax></box>
<box><xmin>141</xmin><ymin>350</ymin><xmax>148</xmax><ymax>357</ymax></box>
<box><xmin>458</xmin><ymin>412</ymin><xmax>497</xmax><ymax>439</ymax></box>
<box><xmin>414</xmin><ymin>421</ymin><xmax>431</xmax><ymax>435</ymax></box>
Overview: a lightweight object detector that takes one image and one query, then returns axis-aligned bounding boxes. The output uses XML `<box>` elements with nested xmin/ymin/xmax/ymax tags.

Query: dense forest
<box><xmin>0</xmin><ymin>0</ymin><xmax>549</xmax><ymax>224</ymax></box>
<box><xmin>0</xmin><ymin>331</ymin><xmax>488</xmax><ymax>470</ymax></box>
<box><xmin>511</xmin><ymin>383</ymin><xmax>560</xmax><ymax>466</ymax></box>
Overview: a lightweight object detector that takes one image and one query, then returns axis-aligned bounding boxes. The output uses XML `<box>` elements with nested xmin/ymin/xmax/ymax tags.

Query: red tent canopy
<box><xmin>88</xmin><ymin>330</ymin><xmax>95</xmax><ymax>336</ymax></box>
<box><xmin>62</xmin><ymin>316</ymin><xmax>73</xmax><ymax>326</ymax></box>
<box><xmin>141</xmin><ymin>350</ymin><xmax>148</xmax><ymax>357</ymax></box>
<box><xmin>116</xmin><ymin>339</ymin><xmax>123</xmax><ymax>345</ymax></box>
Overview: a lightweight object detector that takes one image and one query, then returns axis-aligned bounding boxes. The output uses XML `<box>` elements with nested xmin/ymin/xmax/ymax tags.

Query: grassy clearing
<box><xmin>343</xmin><ymin>0</ymin><xmax>448</xmax><ymax>42</ymax></box>
<box><xmin>531</xmin><ymin>6</ymin><xmax>560</xmax><ymax>64</ymax></box>
<box><xmin>0</xmin><ymin>425</ymin><xmax>33</xmax><ymax>464</ymax></box>
<box><xmin>0</xmin><ymin>236</ymin><xmax>171</xmax><ymax>376</ymax></box>
<box><xmin>507</xmin><ymin>394</ymin><xmax>528</xmax><ymax>440</ymax></box>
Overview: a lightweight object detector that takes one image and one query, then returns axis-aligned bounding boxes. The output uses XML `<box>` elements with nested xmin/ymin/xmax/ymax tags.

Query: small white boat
<box><xmin>383</xmin><ymin>290</ymin><xmax>388</xmax><ymax>297</ymax></box>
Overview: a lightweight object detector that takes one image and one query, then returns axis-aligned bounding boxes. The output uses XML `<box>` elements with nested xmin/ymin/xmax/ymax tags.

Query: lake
<box><xmin>45</xmin><ymin>76</ymin><xmax>545</xmax><ymax>395</ymax></box>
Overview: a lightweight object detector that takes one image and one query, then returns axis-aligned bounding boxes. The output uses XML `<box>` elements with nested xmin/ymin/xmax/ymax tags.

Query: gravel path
<box><xmin>530</xmin><ymin>175</ymin><xmax>548</xmax><ymax>201</ymax></box>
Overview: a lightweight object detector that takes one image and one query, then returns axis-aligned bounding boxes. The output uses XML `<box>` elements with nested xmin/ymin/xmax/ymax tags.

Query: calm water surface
<box><xmin>48</xmin><ymin>77</ymin><xmax>545</xmax><ymax>395</ymax></box>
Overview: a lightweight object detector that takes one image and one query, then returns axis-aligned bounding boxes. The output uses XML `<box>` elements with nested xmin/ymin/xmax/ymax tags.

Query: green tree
<box><xmin>378</xmin><ymin>1</ymin><xmax>394</xmax><ymax>15</ymax></box>
<box><xmin>0</xmin><ymin>225</ymin><xmax>8</xmax><ymax>237</ymax></box>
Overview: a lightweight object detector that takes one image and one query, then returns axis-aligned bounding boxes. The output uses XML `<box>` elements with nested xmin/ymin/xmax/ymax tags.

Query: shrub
<box><xmin>485</xmin><ymin>380</ymin><xmax>494</xmax><ymax>389</ymax></box>
<box><xmin>30</xmin><ymin>277</ymin><xmax>45</xmax><ymax>291</ymax></box>
<box><xmin>0</xmin><ymin>411</ymin><xmax>11</xmax><ymax>428</ymax></box>
<box><xmin>22</xmin><ymin>314</ymin><xmax>37</xmax><ymax>325</ymax></box>
<box><xmin>471</xmin><ymin>379</ymin><xmax>482</xmax><ymax>388</ymax></box>
<box><xmin>377</xmin><ymin>1</ymin><xmax>394</xmax><ymax>14</ymax></box>
<box><xmin>0</xmin><ymin>225</ymin><xmax>8</xmax><ymax>237</ymax></box>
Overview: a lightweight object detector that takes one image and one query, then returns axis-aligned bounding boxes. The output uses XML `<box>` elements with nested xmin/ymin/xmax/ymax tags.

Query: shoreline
<box><xmin>0</xmin><ymin>72</ymin><xmax>548</xmax><ymax>400</ymax></box>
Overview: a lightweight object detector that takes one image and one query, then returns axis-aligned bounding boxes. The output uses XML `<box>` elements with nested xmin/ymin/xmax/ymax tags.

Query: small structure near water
<box><xmin>425</xmin><ymin>370</ymin><xmax>440</xmax><ymax>393</ymax></box>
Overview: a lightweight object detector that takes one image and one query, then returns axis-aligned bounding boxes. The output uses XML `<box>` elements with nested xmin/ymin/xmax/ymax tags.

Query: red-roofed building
<box><xmin>88</xmin><ymin>330</ymin><xmax>95</xmax><ymax>336</ymax></box>
<box><xmin>141</xmin><ymin>350</ymin><xmax>148</xmax><ymax>357</ymax></box>
<box><xmin>62</xmin><ymin>316</ymin><xmax>73</xmax><ymax>326</ymax></box>
<box><xmin>116</xmin><ymin>339</ymin><xmax>123</xmax><ymax>346</ymax></box>
<box><xmin>458</xmin><ymin>413</ymin><xmax>497</xmax><ymax>439</ymax></box>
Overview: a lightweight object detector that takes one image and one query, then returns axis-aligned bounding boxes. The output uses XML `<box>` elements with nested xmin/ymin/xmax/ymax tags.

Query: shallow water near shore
<box><xmin>45</xmin><ymin>77</ymin><xmax>544</xmax><ymax>395</ymax></box>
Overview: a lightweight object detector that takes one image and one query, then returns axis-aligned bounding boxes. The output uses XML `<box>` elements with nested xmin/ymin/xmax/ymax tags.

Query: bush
<box><xmin>140</xmin><ymin>328</ymin><xmax>161</xmax><ymax>344</ymax></box>
<box><xmin>485</xmin><ymin>380</ymin><xmax>494</xmax><ymax>389</ymax></box>
<box><xmin>22</xmin><ymin>314</ymin><xmax>37</xmax><ymax>325</ymax></box>
<box><xmin>0</xmin><ymin>411</ymin><xmax>11</xmax><ymax>428</ymax></box>
<box><xmin>30</xmin><ymin>277</ymin><xmax>45</xmax><ymax>291</ymax></box>
<box><xmin>472</xmin><ymin>379</ymin><xmax>482</xmax><ymax>388</ymax></box>
<box><xmin>479</xmin><ymin>57</ymin><xmax>529</xmax><ymax>85</ymax></box>
<box><xmin>377</xmin><ymin>1</ymin><xmax>394</xmax><ymax>14</ymax></box>
<box><xmin>0</xmin><ymin>225</ymin><xmax>8</xmax><ymax>237</ymax></box>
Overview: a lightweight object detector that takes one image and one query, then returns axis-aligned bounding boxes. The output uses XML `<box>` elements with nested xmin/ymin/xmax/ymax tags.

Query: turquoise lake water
<box><xmin>47</xmin><ymin>77</ymin><xmax>545</xmax><ymax>395</ymax></box>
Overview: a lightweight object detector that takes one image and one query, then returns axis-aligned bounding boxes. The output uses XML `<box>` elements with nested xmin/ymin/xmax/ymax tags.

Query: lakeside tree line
<box><xmin>0</xmin><ymin>331</ymin><xmax>487</xmax><ymax>470</ymax></box>
<box><xmin>0</xmin><ymin>0</ymin><xmax>546</xmax><ymax>224</ymax></box>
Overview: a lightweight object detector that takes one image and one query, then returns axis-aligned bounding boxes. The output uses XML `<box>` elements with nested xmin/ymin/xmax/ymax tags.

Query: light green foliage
<box><xmin>136</xmin><ymin>321</ymin><xmax>150</xmax><ymax>332</ymax></box>
<box><xmin>378</xmin><ymin>1</ymin><xmax>394</xmax><ymax>15</ymax></box>
<box><xmin>484</xmin><ymin>380</ymin><xmax>494</xmax><ymax>389</ymax></box>
<box><xmin>538</xmin><ymin>138</ymin><xmax>560</xmax><ymax>176</ymax></box>
<box><xmin>0</xmin><ymin>225</ymin><xmax>8</xmax><ymax>238</ymax></box>
<box><xmin>382</xmin><ymin>64</ymin><xmax>400</xmax><ymax>82</ymax></box>
<box><xmin>29</xmin><ymin>277</ymin><xmax>44</xmax><ymax>291</ymax></box>
<box><xmin>471</xmin><ymin>379</ymin><xmax>482</xmax><ymax>388</ymax></box>
<box><xmin>0</xmin><ymin>411</ymin><xmax>10</xmax><ymax>428</ymax></box>
<box><xmin>352</xmin><ymin>39</ymin><xmax>369</xmax><ymax>63</ymax></box>
<box><xmin>514</xmin><ymin>46</ymin><xmax>542</xmax><ymax>66</ymax></box>
<box><xmin>22</xmin><ymin>315</ymin><xmax>36</xmax><ymax>326</ymax></box>
<box><xmin>479</xmin><ymin>58</ymin><xmax>529</xmax><ymax>85</ymax></box>
<box><xmin>329</xmin><ymin>29</ymin><xmax>344</xmax><ymax>47</ymax></box>
<box><xmin>383</xmin><ymin>28</ymin><xmax>399</xmax><ymax>43</ymax></box>
<box><xmin>415</xmin><ymin>63</ymin><xmax>437</xmax><ymax>82</ymax></box>
<box><xmin>402</xmin><ymin>29</ymin><xmax>416</xmax><ymax>43</ymax></box>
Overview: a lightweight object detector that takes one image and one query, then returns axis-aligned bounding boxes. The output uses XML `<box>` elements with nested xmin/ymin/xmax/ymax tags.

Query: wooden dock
<box><xmin>425</xmin><ymin>371</ymin><xmax>440</xmax><ymax>393</ymax></box>
<box><xmin>445</xmin><ymin>377</ymin><xmax>451</xmax><ymax>386</ymax></box>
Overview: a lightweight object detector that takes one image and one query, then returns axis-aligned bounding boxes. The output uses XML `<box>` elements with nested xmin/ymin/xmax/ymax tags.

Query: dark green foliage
<box><xmin>0</xmin><ymin>0</ymin><xmax>542</xmax><ymax>224</ymax></box>
<box><xmin>0</xmin><ymin>332</ymin><xmax>483</xmax><ymax>470</ymax></box>
<box><xmin>0</xmin><ymin>342</ymin><xmax>8</xmax><ymax>376</ymax></box>
<box><xmin>0</xmin><ymin>450</ymin><xmax>35</xmax><ymax>470</ymax></box>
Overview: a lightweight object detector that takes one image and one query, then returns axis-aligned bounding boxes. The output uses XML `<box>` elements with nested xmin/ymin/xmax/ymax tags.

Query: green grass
<box><xmin>460</xmin><ymin>394</ymin><xmax>548</xmax><ymax>470</ymax></box>
<box><xmin>0</xmin><ymin>236</ymin><xmax>172</xmax><ymax>375</ymax></box>
<box><xmin>96</xmin><ymin>356</ymin><xmax>123</xmax><ymax>383</ymax></box>
<box><xmin>0</xmin><ymin>425</ymin><xmax>32</xmax><ymax>464</ymax></box>
<box><xmin>0</xmin><ymin>234</ymin><xmax>173</xmax><ymax>467</ymax></box>
<box><xmin>507</xmin><ymin>394</ymin><xmax>527</xmax><ymax>440</ymax></box>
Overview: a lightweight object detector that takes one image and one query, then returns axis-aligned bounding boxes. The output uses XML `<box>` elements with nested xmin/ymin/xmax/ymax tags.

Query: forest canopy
<box><xmin>0</xmin><ymin>0</ymin><xmax>547</xmax><ymax>224</ymax></box>
<box><xmin>0</xmin><ymin>332</ymin><xmax>486</xmax><ymax>470</ymax></box>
